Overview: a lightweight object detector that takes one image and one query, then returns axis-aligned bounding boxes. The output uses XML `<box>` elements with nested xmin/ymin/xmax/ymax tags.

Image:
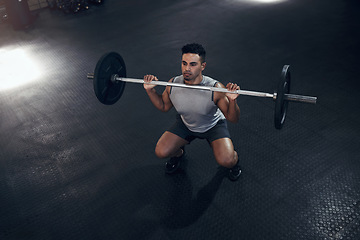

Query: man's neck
<box><xmin>184</xmin><ymin>74</ymin><xmax>203</xmax><ymax>85</ymax></box>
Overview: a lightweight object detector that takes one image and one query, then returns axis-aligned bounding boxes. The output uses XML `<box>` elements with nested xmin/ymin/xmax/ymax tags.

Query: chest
<box><xmin>170</xmin><ymin>88</ymin><xmax>216</xmax><ymax>115</ymax></box>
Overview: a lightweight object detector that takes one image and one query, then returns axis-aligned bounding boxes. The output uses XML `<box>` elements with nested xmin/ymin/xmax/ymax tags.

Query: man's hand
<box><xmin>225</xmin><ymin>83</ymin><xmax>240</xmax><ymax>101</ymax></box>
<box><xmin>143</xmin><ymin>75</ymin><xmax>158</xmax><ymax>90</ymax></box>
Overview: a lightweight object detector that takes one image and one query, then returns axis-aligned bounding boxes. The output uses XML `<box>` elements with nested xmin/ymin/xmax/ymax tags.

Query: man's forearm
<box><xmin>146</xmin><ymin>88</ymin><xmax>166</xmax><ymax>111</ymax></box>
<box><xmin>227</xmin><ymin>99</ymin><xmax>240</xmax><ymax>123</ymax></box>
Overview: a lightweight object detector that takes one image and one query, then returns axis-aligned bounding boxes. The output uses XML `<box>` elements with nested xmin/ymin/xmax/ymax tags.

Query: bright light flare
<box><xmin>253</xmin><ymin>0</ymin><xmax>286</xmax><ymax>3</ymax></box>
<box><xmin>235</xmin><ymin>0</ymin><xmax>287</xmax><ymax>4</ymax></box>
<box><xmin>0</xmin><ymin>48</ymin><xmax>42</xmax><ymax>91</ymax></box>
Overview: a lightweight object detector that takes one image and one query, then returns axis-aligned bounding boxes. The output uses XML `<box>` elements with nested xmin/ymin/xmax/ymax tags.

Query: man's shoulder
<box><xmin>203</xmin><ymin>75</ymin><xmax>219</xmax><ymax>86</ymax></box>
<box><xmin>172</xmin><ymin>75</ymin><xmax>183</xmax><ymax>83</ymax></box>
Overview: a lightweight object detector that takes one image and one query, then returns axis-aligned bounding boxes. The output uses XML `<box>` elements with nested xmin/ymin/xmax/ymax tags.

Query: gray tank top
<box><xmin>169</xmin><ymin>75</ymin><xmax>225</xmax><ymax>133</ymax></box>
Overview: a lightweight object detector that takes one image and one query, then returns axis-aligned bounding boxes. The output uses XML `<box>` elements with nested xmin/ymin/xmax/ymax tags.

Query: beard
<box><xmin>183</xmin><ymin>72</ymin><xmax>192</xmax><ymax>81</ymax></box>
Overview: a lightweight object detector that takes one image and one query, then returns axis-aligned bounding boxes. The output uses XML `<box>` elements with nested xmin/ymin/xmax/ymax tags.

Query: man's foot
<box><xmin>228</xmin><ymin>162</ymin><xmax>241</xmax><ymax>181</ymax></box>
<box><xmin>165</xmin><ymin>147</ymin><xmax>185</xmax><ymax>174</ymax></box>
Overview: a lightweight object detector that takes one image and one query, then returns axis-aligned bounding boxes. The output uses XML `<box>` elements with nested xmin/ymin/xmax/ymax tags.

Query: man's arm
<box><xmin>214</xmin><ymin>82</ymin><xmax>240</xmax><ymax>123</ymax></box>
<box><xmin>143</xmin><ymin>75</ymin><xmax>173</xmax><ymax>112</ymax></box>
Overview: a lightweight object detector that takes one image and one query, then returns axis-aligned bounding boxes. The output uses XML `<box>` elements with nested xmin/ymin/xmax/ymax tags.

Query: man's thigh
<box><xmin>155</xmin><ymin>131</ymin><xmax>189</xmax><ymax>157</ymax></box>
<box><xmin>210</xmin><ymin>137</ymin><xmax>236</xmax><ymax>167</ymax></box>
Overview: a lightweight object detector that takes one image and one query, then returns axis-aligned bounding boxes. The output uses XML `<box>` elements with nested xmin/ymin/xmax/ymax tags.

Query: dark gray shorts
<box><xmin>168</xmin><ymin>115</ymin><xmax>231</xmax><ymax>143</ymax></box>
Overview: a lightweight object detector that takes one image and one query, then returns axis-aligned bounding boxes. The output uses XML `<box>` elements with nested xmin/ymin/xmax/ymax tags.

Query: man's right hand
<box><xmin>143</xmin><ymin>75</ymin><xmax>158</xmax><ymax>90</ymax></box>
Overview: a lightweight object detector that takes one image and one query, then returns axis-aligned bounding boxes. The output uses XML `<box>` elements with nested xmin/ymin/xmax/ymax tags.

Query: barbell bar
<box><xmin>88</xmin><ymin>52</ymin><xmax>317</xmax><ymax>129</ymax></box>
<box><xmin>87</xmin><ymin>73</ymin><xmax>317</xmax><ymax>104</ymax></box>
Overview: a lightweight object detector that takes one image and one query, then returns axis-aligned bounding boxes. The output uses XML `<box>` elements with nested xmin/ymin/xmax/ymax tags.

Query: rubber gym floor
<box><xmin>1</xmin><ymin>0</ymin><xmax>360</xmax><ymax>239</ymax></box>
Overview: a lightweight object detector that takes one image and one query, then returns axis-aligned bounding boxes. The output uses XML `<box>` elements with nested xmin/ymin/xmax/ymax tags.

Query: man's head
<box><xmin>182</xmin><ymin>43</ymin><xmax>206</xmax><ymax>63</ymax></box>
<box><xmin>181</xmin><ymin>43</ymin><xmax>207</xmax><ymax>82</ymax></box>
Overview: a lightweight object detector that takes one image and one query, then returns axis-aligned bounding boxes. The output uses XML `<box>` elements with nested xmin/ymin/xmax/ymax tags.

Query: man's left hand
<box><xmin>225</xmin><ymin>83</ymin><xmax>240</xmax><ymax>101</ymax></box>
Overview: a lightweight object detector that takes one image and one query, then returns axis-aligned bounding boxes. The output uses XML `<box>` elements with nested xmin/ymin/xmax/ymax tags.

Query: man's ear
<box><xmin>201</xmin><ymin>62</ymin><xmax>206</xmax><ymax>70</ymax></box>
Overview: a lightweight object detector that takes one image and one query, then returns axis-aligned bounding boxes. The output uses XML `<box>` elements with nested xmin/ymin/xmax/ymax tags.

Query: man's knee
<box><xmin>216</xmin><ymin>151</ymin><xmax>238</xmax><ymax>168</ymax></box>
<box><xmin>155</xmin><ymin>145</ymin><xmax>169</xmax><ymax>159</ymax></box>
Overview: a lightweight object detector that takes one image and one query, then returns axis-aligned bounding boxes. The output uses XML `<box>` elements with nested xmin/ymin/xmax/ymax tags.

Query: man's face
<box><xmin>181</xmin><ymin>53</ymin><xmax>206</xmax><ymax>82</ymax></box>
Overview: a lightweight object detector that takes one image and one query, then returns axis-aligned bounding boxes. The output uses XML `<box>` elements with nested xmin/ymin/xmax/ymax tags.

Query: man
<box><xmin>143</xmin><ymin>43</ymin><xmax>241</xmax><ymax>181</ymax></box>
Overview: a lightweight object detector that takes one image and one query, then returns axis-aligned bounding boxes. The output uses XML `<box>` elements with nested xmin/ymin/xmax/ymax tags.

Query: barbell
<box><xmin>87</xmin><ymin>52</ymin><xmax>317</xmax><ymax>129</ymax></box>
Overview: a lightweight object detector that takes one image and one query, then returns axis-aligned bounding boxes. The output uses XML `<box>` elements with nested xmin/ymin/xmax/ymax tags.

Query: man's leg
<box><xmin>155</xmin><ymin>131</ymin><xmax>189</xmax><ymax>174</ymax></box>
<box><xmin>211</xmin><ymin>138</ymin><xmax>237</xmax><ymax>168</ymax></box>
<box><xmin>155</xmin><ymin>131</ymin><xmax>188</xmax><ymax>159</ymax></box>
<box><xmin>211</xmin><ymin>138</ymin><xmax>241</xmax><ymax>181</ymax></box>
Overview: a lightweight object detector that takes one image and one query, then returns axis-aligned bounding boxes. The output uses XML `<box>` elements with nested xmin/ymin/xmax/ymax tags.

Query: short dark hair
<box><xmin>181</xmin><ymin>43</ymin><xmax>206</xmax><ymax>63</ymax></box>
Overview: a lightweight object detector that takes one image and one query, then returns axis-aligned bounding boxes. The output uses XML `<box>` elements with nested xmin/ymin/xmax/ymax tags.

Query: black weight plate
<box><xmin>93</xmin><ymin>52</ymin><xmax>126</xmax><ymax>105</ymax></box>
<box><xmin>274</xmin><ymin>65</ymin><xmax>291</xmax><ymax>129</ymax></box>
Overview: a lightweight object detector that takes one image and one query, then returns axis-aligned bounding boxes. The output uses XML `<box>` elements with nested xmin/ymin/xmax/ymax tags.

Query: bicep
<box><xmin>161</xmin><ymin>79</ymin><xmax>174</xmax><ymax>112</ymax></box>
<box><xmin>161</xmin><ymin>87</ymin><xmax>173</xmax><ymax>112</ymax></box>
<box><xmin>214</xmin><ymin>83</ymin><xmax>230</xmax><ymax>115</ymax></box>
<box><xmin>216</xmin><ymin>93</ymin><xmax>230</xmax><ymax>115</ymax></box>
